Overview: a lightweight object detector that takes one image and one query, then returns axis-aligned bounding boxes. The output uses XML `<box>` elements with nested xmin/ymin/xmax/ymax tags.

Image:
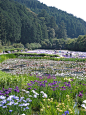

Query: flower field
<box><xmin>0</xmin><ymin>53</ymin><xmax>86</xmax><ymax>115</ymax></box>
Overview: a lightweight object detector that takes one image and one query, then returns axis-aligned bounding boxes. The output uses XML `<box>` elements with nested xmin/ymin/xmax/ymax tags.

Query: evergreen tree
<box><xmin>49</xmin><ymin>16</ymin><xmax>56</xmax><ymax>29</ymax></box>
<box><xmin>31</xmin><ymin>23</ymin><xmax>37</xmax><ymax>42</ymax></box>
<box><xmin>0</xmin><ymin>13</ymin><xmax>7</xmax><ymax>45</ymax></box>
<box><xmin>58</xmin><ymin>20</ymin><xmax>67</xmax><ymax>39</ymax></box>
<box><xmin>41</xmin><ymin>23</ymin><xmax>48</xmax><ymax>40</ymax></box>
<box><xmin>37</xmin><ymin>24</ymin><xmax>42</xmax><ymax>43</ymax></box>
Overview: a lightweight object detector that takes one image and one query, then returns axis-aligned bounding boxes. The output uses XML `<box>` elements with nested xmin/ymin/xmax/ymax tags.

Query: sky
<box><xmin>38</xmin><ymin>0</ymin><xmax>86</xmax><ymax>22</ymax></box>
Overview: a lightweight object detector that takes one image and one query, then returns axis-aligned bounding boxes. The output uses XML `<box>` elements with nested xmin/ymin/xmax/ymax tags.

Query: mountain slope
<box><xmin>14</xmin><ymin>0</ymin><xmax>86</xmax><ymax>38</ymax></box>
<box><xmin>0</xmin><ymin>0</ymin><xmax>59</xmax><ymax>45</ymax></box>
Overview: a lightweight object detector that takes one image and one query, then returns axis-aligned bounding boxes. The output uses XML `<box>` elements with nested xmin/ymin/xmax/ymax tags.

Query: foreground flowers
<box><xmin>1</xmin><ymin>59</ymin><xmax>86</xmax><ymax>115</ymax></box>
<box><xmin>0</xmin><ymin>87</ymin><xmax>47</xmax><ymax>114</ymax></box>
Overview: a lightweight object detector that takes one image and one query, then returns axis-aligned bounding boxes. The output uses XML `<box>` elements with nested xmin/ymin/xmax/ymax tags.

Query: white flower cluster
<box><xmin>22</xmin><ymin>89</ymin><xmax>48</xmax><ymax>99</ymax></box>
<box><xmin>40</xmin><ymin>91</ymin><xmax>47</xmax><ymax>98</ymax></box>
<box><xmin>31</xmin><ymin>90</ymin><xmax>39</xmax><ymax>98</ymax></box>
<box><xmin>81</xmin><ymin>100</ymin><xmax>86</xmax><ymax>109</ymax></box>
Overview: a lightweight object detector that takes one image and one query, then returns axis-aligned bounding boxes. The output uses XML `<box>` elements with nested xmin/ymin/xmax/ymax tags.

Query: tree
<box><xmin>48</xmin><ymin>27</ymin><xmax>55</xmax><ymax>39</ymax></box>
<box><xmin>38</xmin><ymin>9</ymin><xmax>48</xmax><ymax>18</ymax></box>
<box><xmin>41</xmin><ymin>39</ymin><xmax>52</xmax><ymax>49</ymax></box>
<box><xmin>0</xmin><ymin>13</ymin><xmax>7</xmax><ymax>45</ymax></box>
<box><xmin>41</xmin><ymin>23</ymin><xmax>48</xmax><ymax>40</ymax></box>
<box><xmin>13</xmin><ymin>43</ymin><xmax>24</xmax><ymax>48</ymax></box>
<box><xmin>50</xmin><ymin>16</ymin><xmax>56</xmax><ymax>29</ymax></box>
<box><xmin>58</xmin><ymin>20</ymin><xmax>67</xmax><ymax>39</ymax></box>
<box><xmin>31</xmin><ymin>23</ymin><xmax>37</xmax><ymax>42</ymax></box>
<box><xmin>36</xmin><ymin>24</ymin><xmax>42</xmax><ymax>43</ymax></box>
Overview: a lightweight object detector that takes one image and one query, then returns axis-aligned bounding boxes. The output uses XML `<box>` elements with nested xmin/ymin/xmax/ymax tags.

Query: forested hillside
<box><xmin>0</xmin><ymin>0</ymin><xmax>67</xmax><ymax>45</ymax></box>
<box><xmin>14</xmin><ymin>0</ymin><xmax>86</xmax><ymax>38</ymax></box>
<box><xmin>0</xmin><ymin>0</ymin><xmax>86</xmax><ymax>51</ymax></box>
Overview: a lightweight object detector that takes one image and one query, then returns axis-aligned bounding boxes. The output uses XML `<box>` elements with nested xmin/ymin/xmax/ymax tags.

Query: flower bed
<box><xmin>0</xmin><ymin>57</ymin><xmax>86</xmax><ymax>114</ymax></box>
<box><xmin>1</xmin><ymin>59</ymin><xmax>86</xmax><ymax>78</ymax></box>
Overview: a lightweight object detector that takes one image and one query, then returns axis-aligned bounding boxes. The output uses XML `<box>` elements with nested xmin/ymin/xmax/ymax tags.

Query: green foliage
<box><xmin>25</xmin><ymin>43</ymin><xmax>41</xmax><ymax>50</ymax></box>
<box><xmin>65</xmin><ymin>35</ymin><xmax>86</xmax><ymax>51</ymax></box>
<box><xmin>76</xmin><ymin>35</ymin><xmax>86</xmax><ymax>51</ymax></box>
<box><xmin>41</xmin><ymin>39</ymin><xmax>52</xmax><ymax>49</ymax></box>
<box><xmin>13</xmin><ymin>43</ymin><xmax>24</xmax><ymax>48</ymax></box>
<box><xmin>0</xmin><ymin>40</ymin><xmax>3</xmax><ymax>50</ymax></box>
<box><xmin>0</xmin><ymin>54</ymin><xmax>16</xmax><ymax>63</ymax></box>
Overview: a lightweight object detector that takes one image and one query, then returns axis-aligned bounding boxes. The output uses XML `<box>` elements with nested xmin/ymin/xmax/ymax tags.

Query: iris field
<box><xmin>0</xmin><ymin>53</ymin><xmax>86</xmax><ymax>115</ymax></box>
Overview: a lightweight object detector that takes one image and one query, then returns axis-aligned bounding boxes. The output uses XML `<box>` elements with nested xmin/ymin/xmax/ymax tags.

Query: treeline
<box><xmin>30</xmin><ymin>35</ymin><xmax>86</xmax><ymax>51</ymax></box>
<box><xmin>1</xmin><ymin>35</ymin><xmax>86</xmax><ymax>52</ymax></box>
<box><xmin>14</xmin><ymin>0</ymin><xmax>86</xmax><ymax>38</ymax></box>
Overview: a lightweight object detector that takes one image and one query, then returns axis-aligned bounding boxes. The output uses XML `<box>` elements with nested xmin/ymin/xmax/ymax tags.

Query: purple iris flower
<box><xmin>28</xmin><ymin>87</ymin><xmax>31</xmax><ymax>90</ymax></box>
<box><xmin>60</xmin><ymin>86</ymin><xmax>66</xmax><ymax>90</ymax></box>
<box><xmin>14</xmin><ymin>86</ymin><xmax>19</xmax><ymax>93</ymax></box>
<box><xmin>83</xmin><ymin>84</ymin><xmax>86</xmax><ymax>85</ymax></box>
<box><xmin>78</xmin><ymin>92</ymin><xmax>83</xmax><ymax>98</ymax></box>
<box><xmin>27</xmin><ymin>83</ymin><xmax>32</xmax><ymax>86</ymax></box>
<box><xmin>48</xmin><ymin>83</ymin><xmax>52</xmax><ymax>86</ymax></box>
<box><xmin>65</xmin><ymin>83</ymin><xmax>71</xmax><ymax>88</ymax></box>
<box><xmin>8</xmin><ymin>88</ymin><xmax>12</xmax><ymax>90</ymax></box>
<box><xmin>53</xmin><ymin>81</ymin><xmax>57</xmax><ymax>85</ymax></box>
<box><xmin>30</xmin><ymin>81</ymin><xmax>35</xmax><ymax>84</ymax></box>
<box><xmin>34</xmin><ymin>88</ymin><xmax>37</xmax><ymax>90</ymax></box>
<box><xmin>64</xmin><ymin>82</ymin><xmax>67</xmax><ymax>84</ymax></box>
<box><xmin>44</xmin><ymin>80</ymin><xmax>47</xmax><ymax>83</ymax></box>
<box><xmin>6</xmin><ymin>95</ymin><xmax>9</xmax><ymax>97</ymax></box>
<box><xmin>15</xmin><ymin>86</ymin><xmax>19</xmax><ymax>89</ymax></box>
<box><xmin>0</xmin><ymin>93</ymin><xmax>2</xmax><ymax>95</ymax></box>
<box><xmin>80</xmin><ymin>90</ymin><xmax>83</xmax><ymax>93</ymax></box>
<box><xmin>1</xmin><ymin>93</ymin><xmax>5</xmax><ymax>96</ymax></box>
<box><xmin>71</xmin><ymin>79</ymin><xmax>73</xmax><ymax>81</ymax></box>
<box><xmin>5</xmin><ymin>91</ymin><xmax>9</xmax><ymax>95</ymax></box>
<box><xmin>0</xmin><ymin>90</ymin><xmax>3</xmax><ymax>93</ymax></box>
<box><xmin>56</xmin><ymin>85</ymin><xmax>58</xmax><ymax>87</ymax></box>
<box><xmin>40</xmin><ymin>83</ymin><xmax>45</xmax><ymax>87</ymax></box>
<box><xmin>51</xmin><ymin>87</ymin><xmax>56</xmax><ymax>91</ymax></box>
<box><xmin>2</xmin><ymin>88</ymin><xmax>5</xmax><ymax>91</ymax></box>
<box><xmin>47</xmin><ymin>76</ymin><xmax>51</xmax><ymax>79</ymax></box>
<box><xmin>34</xmin><ymin>80</ymin><xmax>38</xmax><ymax>82</ymax></box>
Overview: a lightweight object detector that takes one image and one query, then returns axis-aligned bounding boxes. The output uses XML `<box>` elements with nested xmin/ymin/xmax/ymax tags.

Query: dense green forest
<box><xmin>14</xmin><ymin>0</ymin><xmax>86</xmax><ymax>38</ymax></box>
<box><xmin>0</xmin><ymin>0</ymin><xmax>86</xmax><ymax>51</ymax></box>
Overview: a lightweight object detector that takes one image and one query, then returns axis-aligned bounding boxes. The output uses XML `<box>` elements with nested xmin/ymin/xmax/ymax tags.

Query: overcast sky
<box><xmin>38</xmin><ymin>0</ymin><xmax>86</xmax><ymax>22</ymax></box>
